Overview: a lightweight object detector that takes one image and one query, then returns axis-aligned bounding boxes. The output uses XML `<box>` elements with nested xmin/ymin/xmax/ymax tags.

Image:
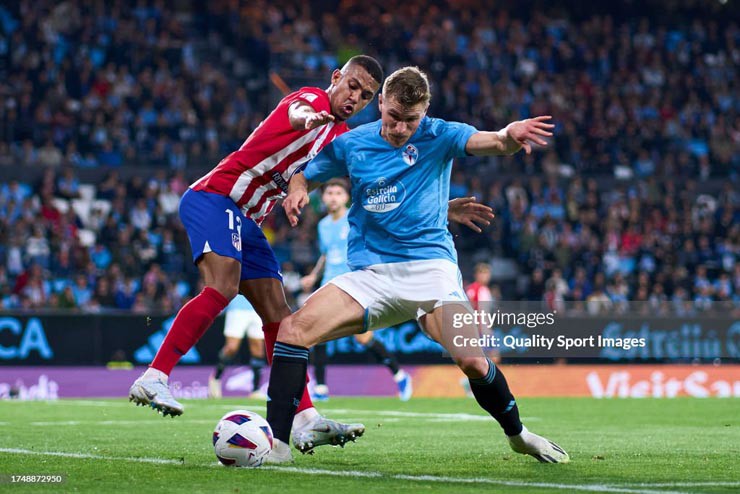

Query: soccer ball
<box><xmin>213</xmin><ymin>409</ymin><xmax>273</xmax><ymax>467</ymax></box>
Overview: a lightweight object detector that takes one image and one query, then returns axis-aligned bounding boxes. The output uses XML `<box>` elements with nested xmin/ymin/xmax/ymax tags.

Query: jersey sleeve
<box><xmin>287</xmin><ymin>87</ymin><xmax>331</xmax><ymax>113</ymax></box>
<box><xmin>303</xmin><ymin>138</ymin><xmax>348</xmax><ymax>183</ymax></box>
<box><xmin>443</xmin><ymin>121</ymin><xmax>479</xmax><ymax>160</ymax></box>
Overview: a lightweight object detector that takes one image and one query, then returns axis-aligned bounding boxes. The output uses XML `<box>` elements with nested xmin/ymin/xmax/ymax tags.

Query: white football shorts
<box><xmin>329</xmin><ymin>259</ymin><xmax>470</xmax><ymax>331</ymax></box>
<box><xmin>223</xmin><ymin>309</ymin><xmax>264</xmax><ymax>340</ymax></box>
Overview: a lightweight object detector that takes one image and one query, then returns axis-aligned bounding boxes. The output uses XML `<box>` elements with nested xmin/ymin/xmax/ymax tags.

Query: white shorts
<box><xmin>329</xmin><ymin>259</ymin><xmax>469</xmax><ymax>331</ymax></box>
<box><xmin>223</xmin><ymin>309</ymin><xmax>264</xmax><ymax>340</ymax></box>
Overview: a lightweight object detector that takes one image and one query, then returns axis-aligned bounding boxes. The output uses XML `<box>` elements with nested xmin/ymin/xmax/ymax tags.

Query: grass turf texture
<box><xmin>0</xmin><ymin>397</ymin><xmax>737</xmax><ymax>493</ymax></box>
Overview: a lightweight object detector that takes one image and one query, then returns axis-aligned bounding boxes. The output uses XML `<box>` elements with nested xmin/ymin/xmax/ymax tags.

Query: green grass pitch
<box><xmin>0</xmin><ymin>397</ymin><xmax>738</xmax><ymax>493</ymax></box>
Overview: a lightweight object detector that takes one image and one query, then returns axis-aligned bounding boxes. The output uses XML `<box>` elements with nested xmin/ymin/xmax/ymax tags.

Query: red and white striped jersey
<box><xmin>466</xmin><ymin>282</ymin><xmax>493</xmax><ymax>311</ymax></box>
<box><xmin>191</xmin><ymin>87</ymin><xmax>348</xmax><ymax>224</ymax></box>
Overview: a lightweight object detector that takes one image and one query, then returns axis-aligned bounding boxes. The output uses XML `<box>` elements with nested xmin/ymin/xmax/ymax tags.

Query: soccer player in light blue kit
<box><xmin>208</xmin><ymin>294</ymin><xmax>266</xmax><ymax>399</ymax></box>
<box><xmin>267</xmin><ymin>66</ymin><xmax>569</xmax><ymax>463</ymax></box>
<box><xmin>301</xmin><ymin>179</ymin><xmax>413</xmax><ymax>402</ymax></box>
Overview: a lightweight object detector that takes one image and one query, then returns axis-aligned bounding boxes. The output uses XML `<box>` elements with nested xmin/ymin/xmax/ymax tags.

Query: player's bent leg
<box><xmin>130</xmin><ymin>253</ymin><xmax>239</xmax><ymax>416</ymax></box>
<box><xmin>210</xmin><ymin>337</ymin><xmax>242</xmax><ymax>399</ymax></box>
<box><xmin>426</xmin><ymin>305</ymin><xmax>569</xmax><ymax>463</ymax></box>
<box><xmin>268</xmin><ymin>284</ymin><xmax>366</xmax><ymax>454</ymax></box>
<box><xmin>246</xmin><ymin>337</ymin><xmax>267</xmax><ymax>398</ymax></box>
<box><xmin>240</xmin><ymin>278</ymin><xmax>315</xmax><ymax>408</ymax></box>
<box><xmin>240</xmin><ymin>278</ymin><xmax>292</xmax><ymax>332</ymax></box>
<box><xmin>310</xmin><ymin>343</ymin><xmax>330</xmax><ymax>401</ymax></box>
<box><xmin>355</xmin><ymin>332</ymin><xmax>412</xmax><ymax>401</ymax></box>
<box><xmin>278</xmin><ymin>284</ymin><xmax>365</xmax><ymax>347</ymax></box>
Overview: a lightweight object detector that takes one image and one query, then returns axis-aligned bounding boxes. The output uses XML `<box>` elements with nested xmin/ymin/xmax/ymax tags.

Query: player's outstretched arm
<box><xmin>447</xmin><ymin>197</ymin><xmax>495</xmax><ymax>233</ymax></box>
<box><xmin>465</xmin><ymin>116</ymin><xmax>554</xmax><ymax>156</ymax></box>
<box><xmin>284</xmin><ymin>173</ymin><xmax>322</xmax><ymax>227</ymax></box>
<box><xmin>288</xmin><ymin>101</ymin><xmax>336</xmax><ymax>130</ymax></box>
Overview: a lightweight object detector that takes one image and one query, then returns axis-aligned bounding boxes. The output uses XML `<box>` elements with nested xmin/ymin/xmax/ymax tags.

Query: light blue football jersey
<box><xmin>317</xmin><ymin>212</ymin><xmax>351</xmax><ymax>285</ymax></box>
<box><xmin>303</xmin><ymin>117</ymin><xmax>477</xmax><ymax>270</ymax></box>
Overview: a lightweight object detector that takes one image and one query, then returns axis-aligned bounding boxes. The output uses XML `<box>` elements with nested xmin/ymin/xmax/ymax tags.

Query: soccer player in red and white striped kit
<box><xmin>129</xmin><ymin>56</ymin><xmax>385</xmax><ymax>462</ymax></box>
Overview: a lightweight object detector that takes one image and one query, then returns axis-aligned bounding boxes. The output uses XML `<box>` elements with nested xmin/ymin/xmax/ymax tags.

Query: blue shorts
<box><xmin>179</xmin><ymin>188</ymin><xmax>282</xmax><ymax>282</ymax></box>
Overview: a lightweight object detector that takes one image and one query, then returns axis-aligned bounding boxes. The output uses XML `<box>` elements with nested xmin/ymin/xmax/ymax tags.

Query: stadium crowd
<box><xmin>1</xmin><ymin>166</ymin><xmax>738</xmax><ymax>315</ymax></box>
<box><xmin>0</xmin><ymin>0</ymin><xmax>738</xmax><ymax>314</ymax></box>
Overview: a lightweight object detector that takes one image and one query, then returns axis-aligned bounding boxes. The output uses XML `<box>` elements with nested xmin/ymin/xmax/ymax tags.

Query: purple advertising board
<box><xmin>0</xmin><ymin>366</ymin><xmax>400</xmax><ymax>400</ymax></box>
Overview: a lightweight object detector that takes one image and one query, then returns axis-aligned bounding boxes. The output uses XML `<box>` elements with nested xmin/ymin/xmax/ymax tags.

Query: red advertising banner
<box><xmin>413</xmin><ymin>365</ymin><xmax>740</xmax><ymax>398</ymax></box>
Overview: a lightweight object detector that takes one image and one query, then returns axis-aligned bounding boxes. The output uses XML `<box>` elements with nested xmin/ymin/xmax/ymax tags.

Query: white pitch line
<box><xmin>42</xmin><ymin>400</ymin><xmax>131</xmax><ymax>407</ymax></box>
<box><xmin>0</xmin><ymin>448</ymin><xmax>182</xmax><ymax>465</ymax></box>
<box><xmin>29</xmin><ymin>420</ymin><xmax>217</xmax><ymax>426</ymax></box>
<box><xmin>0</xmin><ymin>447</ymin><xmax>695</xmax><ymax>494</ymax></box>
<box><xmin>259</xmin><ymin>466</ymin><xmax>691</xmax><ymax>494</ymax></box>
<box><xmin>624</xmin><ymin>482</ymin><xmax>740</xmax><ymax>488</ymax></box>
<box><xmin>21</xmin><ymin>401</ymin><xmax>505</xmax><ymax>419</ymax></box>
<box><xmin>316</xmin><ymin>408</ymin><xmax>543</xmax><ymax>422</ymax></box>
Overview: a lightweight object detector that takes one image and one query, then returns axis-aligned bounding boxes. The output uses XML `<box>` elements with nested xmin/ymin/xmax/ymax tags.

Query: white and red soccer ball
<box><xmin>213</xmin><ymin>410</ymin><xmax>273</xmax><ymax>467</ymax></box>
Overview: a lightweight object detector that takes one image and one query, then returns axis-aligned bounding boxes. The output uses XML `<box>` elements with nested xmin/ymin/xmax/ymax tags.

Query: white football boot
<box><xmin>291</xmin><ymin>416</ymin><xmax>365</xmax><ymax>454</ymax></box>
<box><xmin>508</xmin><ymin>426</ymin><xmax>570</xmax><ymax>463</ymax></box>
<box><xmin>128</xmin><ymin>377</ymin><xmax>184</xmax><ymax>417</ymax></box>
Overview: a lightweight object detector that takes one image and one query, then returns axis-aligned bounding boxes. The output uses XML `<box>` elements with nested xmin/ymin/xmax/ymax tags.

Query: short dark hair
<box><xmin>382</xmin><ymin>66</ymin><xmax>431</xmax><ymax>107</ymax></box>
<box><xmin>345</xmin><ymin>55</ymin><xmax>384</xmax><ymax>85</ymax></box>
<box><xmin>323</xmin><ymin>178</ymin><xmax>350</xmax><ymax>194</ymax></box>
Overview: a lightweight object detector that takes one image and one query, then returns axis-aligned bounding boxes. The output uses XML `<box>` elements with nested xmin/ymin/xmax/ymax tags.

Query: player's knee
<box><xmin>223</xmin><ymin>343</ymin><xmax>240</xmax><ymax>356</ymax></box>
<box><xmin>208</xmin><ymin>281</ymin><xmax>239</xmax><ymax>302</ymax></box>
<box><xmin>276</xmin><ymin>316</ymin><xmax>306</xmax><ymax>347</ymax></box>
<box><xmin>455</xmin><ymin>356</ymin><xmax>489</xmax><ymax>379</ymax></box>
<box><xmin>264</xmin><ymin>294</ymin><xmax>292</xmax><ymax>322</ymax></box>
<box><xmin>248</xmin><ymin>339</ymin><xmax>265</xmax><ymax>358</ymax></box>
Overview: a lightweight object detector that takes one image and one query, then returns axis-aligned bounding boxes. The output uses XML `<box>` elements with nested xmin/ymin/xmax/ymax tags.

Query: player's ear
<box><xmin>331</xmin><ymin>69</ymin><xmax>342</xmax><ymax>86</ymax></box>
<box><xmin>378</xmin><ymin>93</ymin><xmax>384</xmax><ymax>110</ymax></box>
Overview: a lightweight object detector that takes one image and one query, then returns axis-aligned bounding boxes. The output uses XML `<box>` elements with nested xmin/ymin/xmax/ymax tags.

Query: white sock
<box><xmin>293</xmin><ymin>407</ymin><xmax>320</xmax><ymax>431</ymax></box>
<box><xmin>393</xmin><ymin>370</ymin><xmax>406</xmax><ymax>382</ymax></box>
<box><xmin>142</xmin><ymin>368</ymin><xmax>168</xmax><ymax>383</ymax></box>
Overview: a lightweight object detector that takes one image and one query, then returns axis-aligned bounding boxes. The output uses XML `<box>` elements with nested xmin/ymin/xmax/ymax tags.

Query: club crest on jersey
<box><xmin>402</xmin><ymin>144</ymin><xmax>418</xmax><ymax>166</ymax></box>
<box><xmin>232</xmin><ymin>233</ymin><xmax>242</xmax><ymax>251</ymax></box>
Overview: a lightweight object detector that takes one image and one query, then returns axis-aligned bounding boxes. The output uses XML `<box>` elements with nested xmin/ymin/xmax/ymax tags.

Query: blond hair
<box><xmin>382</xmin><ymin>66</ymin><xmax>431</xmax><ymax>107</ymax></box>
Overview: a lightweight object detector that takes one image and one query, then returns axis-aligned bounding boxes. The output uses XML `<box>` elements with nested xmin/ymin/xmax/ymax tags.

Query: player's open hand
<box><xmin>283</xmin><ymin>190</ymin><xmax>309</xmax><ymax>227</ymax></box>
<box><xmin>447</xmin><ymin>196</ymin><xmax>495</xmax><ymax>233</ymax></box>
<box><xmin>505</xmin><ymin>116</ymin><xmax>554</xmax><ymax>154</ymax></box>
<box><xmin>305</xmin><ymin>110</ymin><xmax>335</xmax><ymax>130</ymax></box>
